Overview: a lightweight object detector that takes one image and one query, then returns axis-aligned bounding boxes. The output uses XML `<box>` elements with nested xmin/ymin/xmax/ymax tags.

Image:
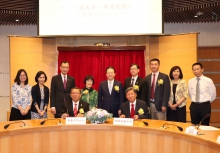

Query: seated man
<box><xmin>58</xmin><ymin>87</ymin><xmax>89</xmax><ymax>119</ymax></box>
<box><xmin>120</xmin><ymin>87</ymin><xmax>150</xmax><ymax>120</ymax></box>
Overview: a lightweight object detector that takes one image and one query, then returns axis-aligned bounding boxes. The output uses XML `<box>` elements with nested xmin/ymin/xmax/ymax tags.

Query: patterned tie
<box><xmin>150</xmin><ymin>74</ymin><xmax>156</xmax><ymax>99</ymax></box>
<box><xmin>74</xmin><ymin>103</ymin><xmax>78</xmax><ymax>117</ymax></box>
<box><xmin>130</xmin><ymin>104</ymin><xmax>135</xmax><ymax>118</ymax></box>
<box><xmin>130</xmin><ymin>78</ymin><xmax>134</xmax><ymax>86</ymax></box>
<box><xmin>109</xmin><ymin>81</ymin><xmax>112</xmax><ymax>95</ymax></box>
<box><xmin>195</xmin><ymin>77</ymin><xmax>200</xmax><ymax>102</ymax></box>
<box><xmin>63</xmin><ymin>76</ymin><xmax>67</xmax><ymax>89</ymax></box>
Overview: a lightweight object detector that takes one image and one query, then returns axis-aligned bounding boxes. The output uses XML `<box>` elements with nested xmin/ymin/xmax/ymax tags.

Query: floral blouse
<box><xmin>81</xmin><ymin>88</ymin><xmax>98</xmax><ymax>110</ymax></box>
<box><xmin>169</xmin><ymin>79</ymin><xmax>188</xmax><ymax>108</ymax></box>
<box><xmin>11</xmin><ymin>83</ymin><xmax>32</xmax><ymax>110</ymax></box>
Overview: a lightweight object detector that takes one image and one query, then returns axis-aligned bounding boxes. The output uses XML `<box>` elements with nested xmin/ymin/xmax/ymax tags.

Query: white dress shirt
<box><xmin>131</xmin><ymin>75</ymin><xmax>138</xmax><ymax>86</ymax></box>
<box><xmin>130</xmin><ymin>100</ymin><xmax>136</xmax><ymax>112</ymax></box>
<box><xmin>188</xmin><ymin>75</ymin><xmax>216</xmax><ymax>103</ymax></box>
<box><xmin>151</xmin><ymin>71</ymin><xmax>159</xmax><ymax>89</ymax></box>
<box><xmin>72</xmin><ymin>100</ymin><xmax>79</xmax><ymax>110</ymax></box>
<box><xmin>61</xmin><ymin>73</ymin><xmax>67</xmax><ymax>83</ymax></box>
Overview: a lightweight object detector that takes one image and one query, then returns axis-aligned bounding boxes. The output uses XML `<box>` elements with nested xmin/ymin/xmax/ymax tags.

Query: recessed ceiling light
<box><xmin>196</xmin><ymin>11</ymin><xmax>203</xmax><ymax>16</ymax></box>
<box><xmin>15</xmin><ymin>19</ymin><xmax>19</xmax><ymax>22</ymax></box>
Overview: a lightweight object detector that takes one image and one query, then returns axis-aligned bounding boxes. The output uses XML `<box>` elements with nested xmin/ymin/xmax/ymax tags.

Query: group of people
<box><xmin>9</xmin><ymin>58</ymin><xmax>216</xmax><ymax>126</ymax></box>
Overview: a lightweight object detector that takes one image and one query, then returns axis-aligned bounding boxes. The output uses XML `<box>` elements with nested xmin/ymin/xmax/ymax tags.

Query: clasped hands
<box><xmin>20</xmin><ymin>109</ymin><xmax>29</xmax><ymax>116</ymax></box>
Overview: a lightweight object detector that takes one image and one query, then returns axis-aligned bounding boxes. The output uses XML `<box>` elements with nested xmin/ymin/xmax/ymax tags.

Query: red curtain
<box><xmin>58</xmin><ymin>50</ymin><xmax>145</xmax><ymax>90</ymax></box>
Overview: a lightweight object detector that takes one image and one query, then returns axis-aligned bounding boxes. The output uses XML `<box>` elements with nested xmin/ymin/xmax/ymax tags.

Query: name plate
<box><xmin>113</xmin><ymin>118</ymin><xmax>133</xmax><ymax>126</ymax></box>
<box><xmin>185</xmin><ymin>126</ymin><xmax>198</xmax><ymax>135</ymax></box>
<box><xmin>66</xmin><ymin>117</ymin><xmax>86</xmax><ymax>125</ymax></box>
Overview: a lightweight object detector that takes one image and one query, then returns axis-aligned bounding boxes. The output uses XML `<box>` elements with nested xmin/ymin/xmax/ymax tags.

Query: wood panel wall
<box><xmin>9</xmin><ymin>36</ymin><xmax>57</xmax><ymax>118</ymax></box>
<box><xmin>8</xmin><ymin>34</ymin><xmax>199</xmax><ymax>122</ymax></box>
<box><xmin>149</xmin><ymin>33</ymin><xmax>198</xmax><ymax>122</ymax></box>
<box><xmin>198</xmin><ymin>46</ymin><xmax>220</xmax><ymax>126</ymax></box>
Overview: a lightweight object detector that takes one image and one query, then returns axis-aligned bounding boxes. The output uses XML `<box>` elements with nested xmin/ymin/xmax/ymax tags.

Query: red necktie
<box><xmin>150</xmin><ymin>74</ymin><xmax>156</xmax><ymax>99</ymax></box>
<box><xmin>130</xmin><ymin>104</ymin><xmax>135</xmax><ymax>118</ymax></box>
<box><xmin>74</xmin><ymin>103</ymin><xmax>77</xmax><ymax>117</ymax></box>
<box><xmin>130</xmin><ymin>78</ymin><xmax>134</xmax><ymax>86</ymax></box>
<box><xmin>63</xmin><ymin>76</ymin><xmax>67</xmax><ymax>89</ymax></box>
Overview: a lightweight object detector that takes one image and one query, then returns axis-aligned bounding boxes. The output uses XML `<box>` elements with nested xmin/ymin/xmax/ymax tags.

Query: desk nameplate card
<box><xmin>113</xmin><ymin>118</ymin><xmax>133</xmax><ymax>126</ymax></box>
<box><xmin>66</xmin><ymin>117</ymin><xmax>86</xmax><ymax>125</ymax></box>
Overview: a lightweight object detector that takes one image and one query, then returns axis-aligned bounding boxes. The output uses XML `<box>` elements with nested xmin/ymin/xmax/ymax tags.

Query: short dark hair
<box><xmin>192</xmin><ymin>62</ymin><xmax>203</xmax><ymax>69</ymax></box>
<box><xmin>60</xmin><ymin>60</ymin><xmax>69</xmax><ymax>66</ymax></box>
<box><xmin>169</xmin><ymin>66</ymin><xmax>183</xmax><ymax>80</ymax></box>
<box><xmin>130</xmin><ymin>63</ymin><xmax>140</xmax><ymax>69</ymax></box>
<box><xmin>125</xmin><ymin>87</ymin><xmax>137</xmax><ymax>95</ymax></box>
<box><xmin>70</xmin><ymin>87</ymin><xmax>81</xmax><ymax>94</ymax></box>
<box><xmin>106</xmin><ymin>66</ymin><xmax>116</xmax><ymax>73</ymax></box>
<box><xmin>35</xmin><ymin>71</ymin><xmax>47</xmax><ymax>83</ymax></box>
<box><xmin>84</xmin><ymin>75</ymin><xmax>94</xmax><ymax>85</ymax></box>
<box><xmin>14</xmin><ymin>69</ymin><xmax>28</xmax><ymax>85</ymax></box>
<box><xmin>150</xmin><ymin>58</ymin><xmax>160</xmax><ymax>65</ymax></box>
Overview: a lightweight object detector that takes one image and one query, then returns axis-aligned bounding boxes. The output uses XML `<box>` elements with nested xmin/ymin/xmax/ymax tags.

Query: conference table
<box><xmin>0</xmin><ymin>118</ymin><xmax>219</xmax><ymax>153</ymax></box>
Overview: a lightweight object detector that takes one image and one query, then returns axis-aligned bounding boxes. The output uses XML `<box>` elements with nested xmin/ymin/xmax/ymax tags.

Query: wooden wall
<box><xmin>9</xmin><ymin>36</ymin><xmax>57</xmax><ymax>118</ymax></box>
<box><xmin>149</xmin><ymin>33</ymin><xmax>198</xmax><ymax>122</ymax></box>
<box><xmin>8</xmin><ymin>34</ymin><xmax>199</xmax><ymax>122</ymax></box>
<box><xmin>198</xmin><ymin>46</ymin><xmax>220</xmax><ymax>126</ymax></box>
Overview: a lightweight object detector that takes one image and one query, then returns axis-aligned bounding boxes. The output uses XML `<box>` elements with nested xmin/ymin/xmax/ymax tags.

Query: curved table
<box><xmin>0</xmin><ymin>119</ymin><xmax>219</xmax><ymax>153</ymax></box>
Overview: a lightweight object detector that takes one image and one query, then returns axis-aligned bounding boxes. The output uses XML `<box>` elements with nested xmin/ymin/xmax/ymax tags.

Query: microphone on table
<box><xmin>40</xmin><ymin>118</ymin><xmax>63</xmax><ymax>125</ymax></box>
<box><xmin>143</xmin><ymin>121</ymin><xmax>149</xmax><ymax>126</ymax></box>
<box><xmin>4</xmin><ymin>121</ymin><xmax>27</xmax><ymax>129</ymax></box>
<box><xmin>197</xmin><ymin>114</ymin><xmax>211</xmax><ymax>135</ymax></box>
<box><xmin>162</xmin><ymin>123</ymin><xmax>183</xmax><ymax>131</ymax></box>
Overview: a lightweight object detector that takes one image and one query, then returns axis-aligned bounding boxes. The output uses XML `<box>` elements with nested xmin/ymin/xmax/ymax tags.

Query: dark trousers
<box><xmin>167</xmin><ymin>105</ymin><xmax>186</xmax><ymax>123</ymax></box>
<box><xmin>190</xmin><ymin>102</ymin><xmax>211</xmax><ymax>126</ymax></box>
<box><xmin>9</xmin><ymin>107</ymin><xmax>31</xmax><ymax>121</ymax></box>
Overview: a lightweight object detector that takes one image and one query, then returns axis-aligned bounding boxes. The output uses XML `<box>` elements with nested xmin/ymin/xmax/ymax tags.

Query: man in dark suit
<box><xmin>98</xmin><ymin>66</ymin><xmax>124</xmax><ymax>117</ymax></box>
<box><xmin>50</xmin><ymin>61</ymin><xmax>75</xmax><ymax>118</ymax></box>
<box><xmin>58</xmin><ymin>87</ymin><xmax>89</xmax><ymax>118</ymax></box>
<box><xmin>124</xmin><ymin>63</ymin><xmax>144</xmax><ymax>100</ymax></box>
<box><xmin>120</xmin><ymin>87</ymin><xmax>150</xmax><ymax>119</ymax></box>
<box><xmin>141</xmin><ymin>58</ymin><xmax>170</xmax><ymax>120</ymax></box>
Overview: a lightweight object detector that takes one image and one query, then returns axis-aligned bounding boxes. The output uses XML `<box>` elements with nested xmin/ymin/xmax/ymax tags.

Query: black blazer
<box><xmin>31</xmin><ymin>84</ymin><xmax>49</xmax><ymax>113</ymax></box>
<box><xmin>124</xmin><ymin>76</ymin><xmax>144</xmax><ymax>100</ymax></box>
<box><xmin>57</xmin><ymin>100</ymin><xmax>89</xmax><ymax>117</ymax></box>
<box><xmin>120</xmin><ymin>99</ymin><xmax>150</xmax><ymax>119</ymax></box>
<box><xmin>141</xmin><ymin>72</ymin><xmax>170</xmax><ymax>111</ymax></box>
<box><xmin>50</xmin><ymin>74</ymin><xmax>75</xmax><ymax>117</ymax></box>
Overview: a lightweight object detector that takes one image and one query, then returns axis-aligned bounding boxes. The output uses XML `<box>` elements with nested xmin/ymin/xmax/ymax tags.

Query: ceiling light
<box><xmin>15</xmin><ymin>19</ymin><xmax>19</xmax><ymax>22</ymax></box>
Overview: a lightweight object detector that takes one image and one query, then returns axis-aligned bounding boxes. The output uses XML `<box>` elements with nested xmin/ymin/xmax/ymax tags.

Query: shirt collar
<box><xmin>61</xmin><ymin>73</ymin><xmax>67</xmax><ymax>79</ymax></box>
<box><xmin>130</xmin><ymin>99</ymin><xmax>136</xmax><ymax>105</ymax></box>
<box><xmin>132</xmin><ymin>75</ymin><xmax>138</xmax><ymax>80</ymax></box>
<box><xmin>108</xmin><ymin>80</ymin><xmax>114</xmax><ymax>84</ymax></box>
<box><xmin>152</xmin><ymin>71</ymin><xmax>159</xmax><ymax>76</ymax></box>
<box><xmin>72</xmin><ymin>100</ymin><xmax>79</xmax><ymax>105</ymax></box>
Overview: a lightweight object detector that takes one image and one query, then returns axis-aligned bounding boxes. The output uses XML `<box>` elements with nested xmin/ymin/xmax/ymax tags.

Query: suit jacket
<box><xmin>120</xmin><ymin>99</ymin><xmax>150</xmax><ymax>119</ymax></box>
<box><xmin>31</xmin><ymin>84</ymin><xmax>49</xmax><ymax>113</ymax></box>
<box><xmin>124</xmin><ymin>76</ymin><xmax>144</xmax><ymax>100</ymax></box>
<box><xmin>50</xmin><ymin>74</ymin><xmax>75</xmax><ymax>117</ymax></box>
<box><xmin>141</xmin><ymin>72</ymin><xmax>170</xmax><ymax>111</ymax></box>
<box><xmin>98</xmin><ymin>80</ymin><xmax>124</xmax><ymax>117</ymax></box>
<box><xmin>57</xmin><ymin>100</ymin><xmax>89</xmax><ymax>117</ymax></box>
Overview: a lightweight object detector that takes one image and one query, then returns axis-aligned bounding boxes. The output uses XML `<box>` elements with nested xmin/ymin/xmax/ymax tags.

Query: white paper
<box><xmin>199</xmin><ymin>126</ymin><xmax>219</xmax><ymax>131</ymax></box>
<box><xmin>216</xmin><ymin>136</ymin><xmax>220</xmax><ymax>143</ymax></box>
<box><xmin>185</xmin><ymin>126</ymin><xmax>198</xmax><ymax>135</ymax></box>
